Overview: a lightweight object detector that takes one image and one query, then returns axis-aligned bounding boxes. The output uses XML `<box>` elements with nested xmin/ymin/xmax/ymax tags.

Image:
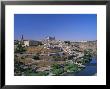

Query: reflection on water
<box><xmin>64</xmin><ymin>58</ymin><xmax>97</xmax><ymax>76</ymax></box>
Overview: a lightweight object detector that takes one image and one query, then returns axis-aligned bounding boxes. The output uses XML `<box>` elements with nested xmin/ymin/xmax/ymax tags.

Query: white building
<box><xmin>19</xmin><ymin>35</ymin><xmax>41</xmax><ymax>46</ymax></box>
<box><xmin>23</xmin><ymin>40</ymin><xmax>41</xmax><ymax>46</ymax></box>
<box><xmin>23</xmin><ymin>40</ymin><xmax>30</xmax><ymax>46</ymax></box>
<box><xmin>46</xmin><ymin>36</ymin><xmax>55</xmax><ymax>41</ymax></box>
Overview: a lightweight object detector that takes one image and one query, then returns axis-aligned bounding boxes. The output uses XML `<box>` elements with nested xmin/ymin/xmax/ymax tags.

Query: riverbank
<box><xmin>62</xmin><ymin>58</ymin><xmax>97</xmax><ymax>76</ymax></box>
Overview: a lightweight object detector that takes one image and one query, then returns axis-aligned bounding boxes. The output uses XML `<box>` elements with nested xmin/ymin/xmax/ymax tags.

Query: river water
<box><xmin>64</xmin><ymin>58</ymin><xmax>97</xmax><ymax>76</ymax></box>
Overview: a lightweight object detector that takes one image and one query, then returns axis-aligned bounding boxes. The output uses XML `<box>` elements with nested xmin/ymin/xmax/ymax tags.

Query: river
<box><xmin>63</xmin><ymin>58</ymin><xmax>97</xmax><ymax>76</ymax></box>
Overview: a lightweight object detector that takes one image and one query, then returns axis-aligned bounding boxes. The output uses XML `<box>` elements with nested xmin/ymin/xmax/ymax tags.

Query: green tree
<box><xmin>80</xmin><ymin>49</ymin><xmax>93</xmax><ymax>64</ymax></box>
<box><xmin>15</xmin><ymin>43</ymin><xmax>26</xmax><ymax>53</ymax></box>
<box><xmin>51</xmin><ymin>63</ymin><xmax>60</xmax><ymax>69</ymax></box>
<box><xmin>64</xmin><ymin>63</ymin><xmax>79</xmax><ymax>72</ymax></box>
<box><xmin>32</xmin><ymin>55</ymin><xmax>40</xmax><ymax>60</ymax></box>
<box><xmin>51</xmin><ymin>63</ymin><xmax>64</xmax><ymax>76</ymax></box>
<box><xmin>51</xmin><ymin>68</ymin><xmax>64</xmax><ymax>76</ymax></box>
<box><xmin>52</xmin><ymin>55</ymin><xmax>61</xmax><ymax>61</ymax></box>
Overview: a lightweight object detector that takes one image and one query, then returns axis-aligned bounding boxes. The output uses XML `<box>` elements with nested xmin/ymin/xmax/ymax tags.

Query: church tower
<box><xmin>21</xmin><ymin>35</ymin><xmax>24</xmax><ymax>45</ymax></box>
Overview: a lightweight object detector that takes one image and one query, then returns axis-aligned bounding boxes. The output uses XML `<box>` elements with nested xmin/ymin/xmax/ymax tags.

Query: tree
<box><xmin>15</xmin><ymin>43</ymin><xmax>26</xmax><ymax>53</ymax></box>
<box><xmin>51</xmin><ymin>68</ymin><xmax>64</xmax><ymax>76</ymax></box>
<box><xmin>68</xmin><ymin>55</ymin><xmax>75</xmax><ymax>60</ymax></box>
<box><xmin>64</xmin><ymin>63</ymin><xmax>79</xmax><ymax>72</ymax></box>
<box><xmin>64</xmin><ymin>41</ymin><xmax>70</xmax><ymax>45</ymax></box>
<box><xmin>80</xmin><ymin>49</ymin><xmax>93</xmax><ymax>64</ymax></box>
<box><xmin>51</xmin><ymin>63</ymin><xmax>60</xmax><ymax>69</ymax></box>
<box><xmin>32</xmin><ymin>55</ymin><xmax>40</xmax><ymax>60</ymax></box>
<box><xmin>52</xmin><ymin>55</ymin><xmax>61</xmax><ymax>61</ymax></box>
<box><xmin>51</xmin><ymin>63</ymin><xmax>64</xmax><ymax>75</ymax></box>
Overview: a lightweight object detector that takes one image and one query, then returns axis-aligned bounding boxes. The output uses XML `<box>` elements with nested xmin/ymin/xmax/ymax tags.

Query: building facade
<box><xmin>23</xmin><ymin>40</ymin><xmax>41</xmax><ymax>46</ymax></box>
<box><xmin>46</xmin><ymin>36</ymin><xmax>55</xmax><ymax>41</ymax></box>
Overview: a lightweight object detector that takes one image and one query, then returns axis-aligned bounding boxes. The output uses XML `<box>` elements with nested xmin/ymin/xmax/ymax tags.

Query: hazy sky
<box><xmin>14</xmin><ymin>14</ymin><xmax>97</xmax><ymax>41</ymax></box>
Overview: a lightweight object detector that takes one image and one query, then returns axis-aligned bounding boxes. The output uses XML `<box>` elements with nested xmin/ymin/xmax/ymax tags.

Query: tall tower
<box><xmin>21</xmin><ymin>35</ymin><xmax>24</xmax><ymax>45</ymax></box>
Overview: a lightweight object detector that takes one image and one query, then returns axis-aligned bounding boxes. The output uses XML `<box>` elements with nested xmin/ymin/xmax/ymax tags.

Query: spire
<box><xmin>21</xmin><ymin>35</ymin><xmax>24</xmax><ymax>45</ymax></box>
<box><xmin>21</xmin><ymin>35</ymin><xmax>23</xmax><ymax>41</ymax></box>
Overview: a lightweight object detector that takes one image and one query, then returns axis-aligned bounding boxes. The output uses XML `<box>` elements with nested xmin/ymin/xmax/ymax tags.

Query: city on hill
<box><xmin>14</xmin><ymin>14</ymin><xmax>97</xmax><ymax>76</ymax></box>
<box><xmin>14</xmin><ymin>35</ymin><xmax>97</xmax><ymax>76</ymax></box>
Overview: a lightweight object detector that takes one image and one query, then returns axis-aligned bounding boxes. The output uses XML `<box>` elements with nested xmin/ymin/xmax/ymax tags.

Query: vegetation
<box><xmin>15</xmin><ymin>43</ymin><xmax>26</xmax><ymax>53</ymax></box>
<box><xmin>14</xmin><ymin>60</ymin><xmax>49</xmax><ymax>76</ymax></box>
<box><xmin>50</xmin><ymin>62</ymin><xmax>83</xmax><ymax>75</ymax></box>
<box><xmin>24</xmin><ymin>70</ymin><xmax>49</xmax><ymax>76</ymax></box>
<box><xmin>68</xmin><ymin>55</ymin><xmax>75</xmax><ymax>60</ymax></box>
<box><xmin>14</xmin><ymin>39</ymin><xmax>96</xmax><ymax>76</ymax></box>
<box><xmin>32</xmin><ymin>55</ymin><xmax>40</xmax><ymax>60</ymax></box>
<box><xmin>52</xmin><ymin>55</ymin><xmax>61</xmax><ymax>61</ymax></box>
<box><xmin>64</xmin><ymin>63</ymin><xmax>79</xmax><ymax>73</ymax></box>
<box><xmin>14</xmin><ymin>61</ymin><xmax>24</xmax><ymax>76</ymax></box>
<box><xmin>64</xmin><ymin>41</ymin><xmax>70</xmax><ymax>45</ymax></box>
<box><xmin>77</xmin><ymin>49</ymin><xmax>92</xmax><ymax>64</ymax></box>
<box><xmin>51</xmin><ymin>63</ymin><xmax>64</xmax><ymax>76</ymax></box>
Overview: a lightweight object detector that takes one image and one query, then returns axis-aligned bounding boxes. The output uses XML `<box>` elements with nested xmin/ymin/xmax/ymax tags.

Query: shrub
<box><xmin>51</xmin><ymin>63</ymin><xmax>60</xmax><ymax>69</ymax></box>
<box><xmin>51</xmin><ymin>68</ymin><xmax>64</xmax><ymax>76</ymax></box>
<box><xmin>15</xmin><ymin>43</ymin><xmax>26</xmax><ymax>53</ymax></box>
<box><xmin>64</xmin><ymin>63</ymin><xmax>79</xmax><ymax>72</ymax></box>
<box><xmin>51</xmin><ymin>63</ymin><xmax>64</xmax><ymax>75</ymax></box>
<box><xmin>33</xmin><ymin>55</ymin><xmax>40</xmax><ymax>60</ymax></box>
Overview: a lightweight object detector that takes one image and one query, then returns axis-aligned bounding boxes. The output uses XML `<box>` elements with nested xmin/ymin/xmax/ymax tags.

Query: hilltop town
<box><xmin>14</xmin><ymin>35</ymin><xmax>97</xmax><ymax>76</ymax></box>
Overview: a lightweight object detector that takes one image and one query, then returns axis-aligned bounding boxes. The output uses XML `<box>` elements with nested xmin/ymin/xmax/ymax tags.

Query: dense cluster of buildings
<box><xmin>14</xmin><ymin>35</ymin><xmax>96</xmax><ymax>57</ymax></box>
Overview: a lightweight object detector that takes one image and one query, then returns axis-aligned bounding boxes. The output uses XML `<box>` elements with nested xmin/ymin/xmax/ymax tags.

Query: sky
<box><xmin>14</xmin><ymin>14</ymin><xmax>97</xmax><ymax>41</ymax></box>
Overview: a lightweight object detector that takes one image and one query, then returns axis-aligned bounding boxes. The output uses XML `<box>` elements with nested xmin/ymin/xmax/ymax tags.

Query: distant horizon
<box><xmin>14</xmin><ymin>14</ymin><xmax>97</xmax><ymax>41</ymax></box>
<box><xmin>14</xmin><ymin>34</ymin><xmax>97</xmax><ymax>41</ymax></box>
<box><xmin>14</xmin><ymin>35</ymin><xmax>97</xmax><ymax>42</ymax></box>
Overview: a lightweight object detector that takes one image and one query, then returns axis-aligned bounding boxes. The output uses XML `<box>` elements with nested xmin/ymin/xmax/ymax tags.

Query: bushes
<box><xmin>51</xmin><ymin>68</ymin><xmax>64</xmax><ymax>76</ymax></box>
<box><xmin>84</xmin><ymin>49</ymin><xmax>92</xmax><ymax>58</ymax></box>
<box><xmin>52</xmin><ymin>55</ymin><xmax>61</xmax><ymax>61</ymax></box>
<box><xmin>51</xmin><ymin>63</ymin><xmax>80</xmax><ymax>75</ymax></box>
<box><xmin>51</xmin><ymin>63</ymin><xmax>61</xmax><ymax>69</ymax></box>
<box><xmin>32</xmin><ymin>55</ymin><xmax>40</xmax><ymax>60</ymax></box>
<box><xmin>14</xmin><ymin>61</ymin><xmax>25</xmax><ymax>76</ymax></box>
<box><xmin>15</xmin><ymin>43</ymin><xmax>26</xmax><ymax>53</ymax></box>
<box><xmin>24</xmin><ymin>70</ymin><xmax>49</xmax><ymax>76</ymax></box>
<box><xmin>79</xmin><ymin>49</ymin><xmax>93</xmax><ymax>64</ymax></box>
<box><xmin>51</xmin><ymin>63</ymin><xmax>64</xmax><ymax>76</ymax></box>
<box><xmin>35</xmin><ymin>71</ymin><xmax>49</xmax><ymax>76</ymax></box>
<box><xmin>64</xmin><ymin>63</ymin><xmax>79</xmax><ymax>72</ymax></box>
